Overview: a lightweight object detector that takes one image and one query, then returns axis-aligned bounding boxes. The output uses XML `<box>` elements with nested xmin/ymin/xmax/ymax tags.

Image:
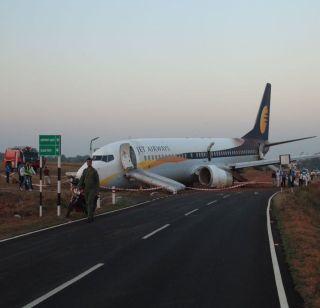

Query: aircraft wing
<box><xmin>229</xmin><ymin>154</ymin><xmax>320</xmax><ymax>170</ymax></box>
<box><xmin>126</xmin><ymin>168</ymin><xmax>185</xmax><ymax>193</ymax></box>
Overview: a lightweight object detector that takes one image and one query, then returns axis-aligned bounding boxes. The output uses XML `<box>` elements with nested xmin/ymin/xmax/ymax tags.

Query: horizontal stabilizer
<box><xmin>266</xmin><ymin>136</ymin><xmax>316</xmax><ymax>147</ymax></box>
<box><xmin>229</xmin><ymin>153</ymin><xmax>320</xmax><ymax>170</ymax></box>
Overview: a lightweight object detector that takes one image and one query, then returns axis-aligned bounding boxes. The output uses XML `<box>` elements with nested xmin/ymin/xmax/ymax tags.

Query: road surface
<box><xmin>0</xmin><ymin>189</ymin><xmax>296</xmax><ymax>307</ymax></box>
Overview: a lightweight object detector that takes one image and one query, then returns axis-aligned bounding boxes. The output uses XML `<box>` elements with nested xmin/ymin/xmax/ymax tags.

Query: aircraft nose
<box><xmin>92</xmin><ymin>161</ymin><xmax>105</xmax><ymax>171</ymax></box>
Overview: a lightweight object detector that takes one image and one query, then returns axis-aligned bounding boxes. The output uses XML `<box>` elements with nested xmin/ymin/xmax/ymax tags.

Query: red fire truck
<box><xmin>3</xmin><ymin>146</ymin><xmax>41</xmax><ymax>171</ymax></box>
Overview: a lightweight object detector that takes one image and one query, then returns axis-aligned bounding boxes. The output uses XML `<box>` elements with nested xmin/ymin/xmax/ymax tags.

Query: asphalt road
<box><xmin>0</xmin><ymin>189</ymin><xmax>291</xmax><ymax>307</ymax></box>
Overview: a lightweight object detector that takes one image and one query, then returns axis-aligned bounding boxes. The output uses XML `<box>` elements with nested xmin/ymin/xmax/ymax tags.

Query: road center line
<box><xmin>222</xmin><ymin>194</ymin><xmax>230</xmax><ymax>199</ymax></box>
<box><xmin>22</xmin><ymin>263</ymin><xmax>104</xmax><ymax>308</ymax></box>
<box><xmin>206</xmin><ymin>200</ymin><xmax>217</xmax><ymax>205</ymax></box>
<box><xmin>185</xmin><ymin>209</ymin><xmax>199</xmax><ymax>216</ymax></box>
<box><xmin>142</xmin><ymin>224</ymin><xmax>170</xmax><ymax>240</ymax></box>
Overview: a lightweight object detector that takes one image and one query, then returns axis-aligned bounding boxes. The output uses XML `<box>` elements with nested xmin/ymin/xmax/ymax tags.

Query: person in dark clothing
<box><xmin>289</xmin><ymin>168</ymin><xmax>296</xmax><ymax>188</ymax></box>
<box><xmin>78</xmin><ymin>157</ymin><xmax>100</xmax><ymax>223</ymax></box>
<box><xmin>281</xmin><ymin>171</ymin><xmax>287</xmax><ymax>188</ymax></box>
<box><xmin>5</xmin><ymin>162</ymin><xmax>11</xmax><ymax>184</ymax></box>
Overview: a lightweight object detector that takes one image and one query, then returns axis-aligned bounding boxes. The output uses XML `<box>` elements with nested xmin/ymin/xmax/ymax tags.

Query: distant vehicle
<box><xmin>3</xmin><ymin>146</ymin><xmax>41</xmax><ymax>171</ymax></box>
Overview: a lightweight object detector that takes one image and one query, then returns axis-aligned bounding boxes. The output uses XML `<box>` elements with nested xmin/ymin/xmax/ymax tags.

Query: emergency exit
<box><xmin>120</xmin><ymin>143</ymin><xmax>137</xmax><ymax>171</ymax></box>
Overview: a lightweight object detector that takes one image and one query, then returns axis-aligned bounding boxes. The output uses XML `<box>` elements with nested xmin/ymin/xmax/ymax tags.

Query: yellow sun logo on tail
<box><xmin>260</xmin><ymin>106</ymin><xmax>269</xmax><ymax>134</ymax></box>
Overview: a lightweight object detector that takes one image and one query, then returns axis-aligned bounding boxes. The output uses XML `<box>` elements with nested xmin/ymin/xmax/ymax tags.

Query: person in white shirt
<box><xmin>18</xmin><ymin>163</ymin><xmax>25</xmax><ymax>191</ymax></box>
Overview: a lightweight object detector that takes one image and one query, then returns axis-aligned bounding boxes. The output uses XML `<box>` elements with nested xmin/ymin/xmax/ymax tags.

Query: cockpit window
<box><xmin>92</xmin><ymin>155</ymin><xmax>114</xmax><ymax>162</ymax></box>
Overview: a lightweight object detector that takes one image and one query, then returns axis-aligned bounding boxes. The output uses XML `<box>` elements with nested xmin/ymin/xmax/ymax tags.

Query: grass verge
<box><xmin>272</xmin><ymin>183</ymin><xmax>320</xmax><ymax>308</ymax></box>
<box><xmin>0</xmin><ymin>186</ymin><xmax>167</xmax><ymax>240</ymax></box>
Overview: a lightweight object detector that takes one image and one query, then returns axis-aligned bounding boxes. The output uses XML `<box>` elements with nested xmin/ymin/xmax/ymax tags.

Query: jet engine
<box><xmin>198</xmin><ymin>165</ymin><xmax>233</xmax><ymax>188</ymax></box>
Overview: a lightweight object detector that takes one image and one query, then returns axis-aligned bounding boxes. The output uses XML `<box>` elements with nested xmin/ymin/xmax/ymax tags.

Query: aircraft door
<box><xmin>120</xmin><ymin>143</ymin><xmax>137</xmax><ymax>171</ymax></box>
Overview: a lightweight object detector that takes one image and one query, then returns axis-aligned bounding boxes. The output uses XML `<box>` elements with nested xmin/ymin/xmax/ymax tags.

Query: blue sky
<box><xmin>1</xmin><ymin>1</ymin><xmax>319</xmax><ymax>156</ymax></box>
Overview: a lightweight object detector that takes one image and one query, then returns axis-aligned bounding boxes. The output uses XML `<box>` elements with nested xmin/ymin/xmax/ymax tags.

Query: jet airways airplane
<box><xmin>76</xmin><ymin>83</ymin><xmax>317</xmax><ymax>193</ymax></box>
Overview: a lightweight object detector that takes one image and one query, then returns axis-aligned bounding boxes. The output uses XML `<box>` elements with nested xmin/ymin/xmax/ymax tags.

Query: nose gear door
<box><xmin>120</xmin><ymin>143</ymin><xmax>137</xmax><ymax>171</ymax></box>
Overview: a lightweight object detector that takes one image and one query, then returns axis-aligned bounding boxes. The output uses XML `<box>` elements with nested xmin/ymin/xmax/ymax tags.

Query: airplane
<box><xmin>76</xmin><ymin>83</ymin><xmax>317</xmax><ymax>193</ymax></box>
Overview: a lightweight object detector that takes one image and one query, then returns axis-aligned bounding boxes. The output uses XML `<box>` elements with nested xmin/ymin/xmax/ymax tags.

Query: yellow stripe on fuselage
<box><xmin>138</xmin><ymin>156</ymin><xmax>186</xmax><ymax>169</ymax></box>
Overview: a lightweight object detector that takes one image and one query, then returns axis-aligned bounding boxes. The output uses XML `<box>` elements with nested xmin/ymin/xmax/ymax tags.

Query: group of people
<box><xmin>4</xmin><ymin>162</ymin><xmax>51</xmax><ymax>191</ymax></box>
<box><xmin>17</xmin><ymin>162</ymin><xmax>36</xmax><ymax>191</ymax></box>
<box><xmin>4</xmin><ymin>157</ymin><xmax>99</xmax><ymax>223</ymax></box>
<box><xmin>271</xmin><ymin>167</ymin><xmax>316</xmax><ymax>189</ymax></box>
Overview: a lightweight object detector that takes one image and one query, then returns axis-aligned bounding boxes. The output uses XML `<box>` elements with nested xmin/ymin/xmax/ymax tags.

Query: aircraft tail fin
<box><xmin>243</xmin><ymin>83</ymin><xmax>271</xmax><ymax>141</ymax></box>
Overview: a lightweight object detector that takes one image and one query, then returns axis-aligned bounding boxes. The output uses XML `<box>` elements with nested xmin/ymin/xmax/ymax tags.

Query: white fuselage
<box><xmin>77</xmin><ymin>137</ymin><xmax>260</xmax><ymax>187</ymax></box>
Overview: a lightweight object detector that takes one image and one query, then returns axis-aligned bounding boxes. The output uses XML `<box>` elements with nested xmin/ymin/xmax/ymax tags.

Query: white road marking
<box><xmin>222</xmin><ymin>194</ymin><xmax>230</xmax><ymax>199</ymax></box>
<box><xmin>142</xmin><ymin>224</ymin><xmax>170</xmax><ymax>240</ymax></box>
<box><xmin>267</xmin><ymin>192</ymin><xmax>289</xmax><ymax>308</ymax></box>
<box><xmin>206</xmin><ymin>200</ymin><xmax>217</xmax><ymax>205</ymax></box>
<box><xmin>185</xmin><ymin>209</ymin><xmax>199</xmax><ymax>216</ymax></box>
<box><xmin>22</xmin><ymin>263</ymin><xmax>104</xmax><ymax>308</ymax></box>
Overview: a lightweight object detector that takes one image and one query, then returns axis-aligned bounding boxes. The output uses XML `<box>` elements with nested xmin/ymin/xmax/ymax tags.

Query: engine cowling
<box><xmin>198</xmin><ymin>165</ymin><xmax>233</xmax><ymax>188</ymax></box>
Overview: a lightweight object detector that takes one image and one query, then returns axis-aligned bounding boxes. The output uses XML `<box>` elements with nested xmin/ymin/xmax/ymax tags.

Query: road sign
<box><xmin>39</xmin><ymin>135</ymin><xmax>61</xmax><ymax>156</ymax></box>
<box><xmin>279</xmin><ymin>154</ymin><xmax>291</xmax><ymax>166</ymax></box>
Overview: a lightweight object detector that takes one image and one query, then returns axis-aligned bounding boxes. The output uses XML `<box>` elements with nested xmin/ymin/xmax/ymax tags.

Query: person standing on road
<box><xmin>78</xmin><ymin>157</ymin><xmax>100</xmax><ymax>223</ymax></box>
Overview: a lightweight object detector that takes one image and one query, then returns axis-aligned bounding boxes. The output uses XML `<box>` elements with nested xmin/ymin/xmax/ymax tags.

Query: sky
<box><xmin>1</xmin><ymin>0</ymin><xmax>319</xmax><ymax>157</ymax></box>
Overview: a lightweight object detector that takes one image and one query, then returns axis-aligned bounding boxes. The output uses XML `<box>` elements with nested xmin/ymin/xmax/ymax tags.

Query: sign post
<box><xmin>39</xmin><ymin>135</ymin><xmax>62</xmax><ymax>217</ymax></box>
<box><xmin>39</xmin><ymin>156</ymin><xmax>43</xmax><ymax>217</ymax></box>
<box><xmin>279</xmin><ymin>154</ymin><xmax>291</xmax><ymax>166</ymax></box>
<box><xmin>57</xmin><ymin>155</ymin><xmax>61</xmax><ymax>216</ymax></box>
